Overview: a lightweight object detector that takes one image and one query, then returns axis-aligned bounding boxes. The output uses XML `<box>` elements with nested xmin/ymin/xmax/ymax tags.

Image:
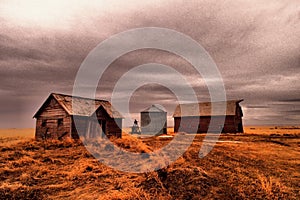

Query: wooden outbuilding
<box><xmin>173</xmin><ymin>100</ymin><xmax>244</xmax><ymax>133</ymax></box>
<box><xmin>33</xmin><ymin>93</ymin><xmax>123</xmax><ymax>140</ymax></box>
<box><xmin>141</xmin><ymin>105</ymin><xmax>167</xmax><ymax>135</ymax></box>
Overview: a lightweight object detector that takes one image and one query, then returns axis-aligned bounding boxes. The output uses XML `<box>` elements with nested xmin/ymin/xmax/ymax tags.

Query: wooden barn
<box><xmin>141</xmin><ymin>105</ymin><xmax>167</xmax><ymax>135</ymax></box>
<box><xmin>33</xmin><ymin>93</ymin><xmax>123</xmax><ymax>140</ymax></box>
<box><xmin>173</xmin><ymin>100</ymin><xmax>244</xmax><ymax>133</ymax></box>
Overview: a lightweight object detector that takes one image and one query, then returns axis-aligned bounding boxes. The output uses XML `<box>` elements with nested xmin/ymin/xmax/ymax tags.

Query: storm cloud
<box><xmin>0</xmin><ymin>0</ymin><xmax>299</xmax><ymax>127</ymax></box>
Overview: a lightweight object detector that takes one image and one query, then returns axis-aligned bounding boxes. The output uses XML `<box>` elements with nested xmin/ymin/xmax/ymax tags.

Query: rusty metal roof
<box><xmin>173</xmin><ymin>100</ymin><xmax>243</xmax><ymax>117</ymax></box>
<box><xmin>34</xmin><ymin>93</ymin><xmax>123</xmax><ymax>118</ymax></box>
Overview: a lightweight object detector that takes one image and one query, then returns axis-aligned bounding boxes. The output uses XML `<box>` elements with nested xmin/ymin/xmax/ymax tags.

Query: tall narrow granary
<box><xmin>140</xmin><ymin>105</ymin><xmax>167</xmax><ymax>135</ymax></box>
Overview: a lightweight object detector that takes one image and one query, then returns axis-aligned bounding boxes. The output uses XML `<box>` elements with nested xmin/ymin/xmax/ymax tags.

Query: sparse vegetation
<box><xmin>0</xmin><ymin>126</ymin><xmax>299</xmax><ymax>199</ymax></box>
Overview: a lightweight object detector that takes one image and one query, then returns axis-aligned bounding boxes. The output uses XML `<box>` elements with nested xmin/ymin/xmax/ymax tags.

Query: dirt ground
<box><xmin>0</xmin><ymin>126</ymin><xmax>299</xmax><ymax>199</ymax></box>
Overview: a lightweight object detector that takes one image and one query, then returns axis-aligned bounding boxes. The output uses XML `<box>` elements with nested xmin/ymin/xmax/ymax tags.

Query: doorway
<box><xmin>238</xmin><ymin>122</ymin><xmax>243</xmax><ymax>133</ymax></box>
<box><xmin>99</xmin><ymin>120</ymin><xmax>106</xmax><ymax>137</ymax></box>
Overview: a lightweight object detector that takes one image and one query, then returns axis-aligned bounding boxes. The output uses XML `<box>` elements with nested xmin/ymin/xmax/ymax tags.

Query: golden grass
<box><xmin>114</xmin><ymin>132</ymin><xmax>153</xmax><ymax>153</ymax></box>
<box><xmin>0</xmin><ymin>128</ymin><xmax>35</xmax><ymax>138</ymax></box>
<box><xmin>0</xmin><ymin>126</ymin><xmax>299</xmax><ymax>199</ymax></box>
<box><xmin>257</xmin><ymin>174</ymin><xmax>287</xmax><ymax>196</ymax></box>
<box><xmin>0</xmin><ymin>128</ymin><xmax>35</xmax><ymax>146</ymax></box>
<box><xmin>244</xmin><ymin>125</ymin><xmax>300</xmax><ymax>135</ymax></box>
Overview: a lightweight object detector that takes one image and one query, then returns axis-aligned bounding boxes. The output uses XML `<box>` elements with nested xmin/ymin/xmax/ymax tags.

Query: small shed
<box><xmin>141</xmin><ymin>105</ymin><xmax>167</xmax><ymax>135</ymax></box>
<box><xmin>173</xmin><ymin>100</ymin><xmax>244</xmax><ymax>133</ymax></box>
<box><xmin>33</xmin><ymin>93</ymin><xmax>123</xmax><ymax>140</ymax></box>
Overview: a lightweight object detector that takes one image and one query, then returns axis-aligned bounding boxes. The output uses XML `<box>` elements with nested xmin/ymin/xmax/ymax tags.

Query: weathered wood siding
<box><xmin>96</xmin><ymin>107</ymin><xmax>122</xmax><ymax>138</ymax></box>
<box><xmin>235</xmin><ymin>105</ymin><xmax>244</xmax><ymax>132</ymax></box>
<box><xmin>35</xmin><ymin>95</ymin><xmax>123</xmax><ymax>140</ymax></box>
<box><xmin>174</xmin><ymin>115</ymin><xmax>243</xmax><ymax>133</ymax></box>
<box><xmin>106</xmin><ymin>118</ymin><xmax>122</xmax><ymax>138</ymax></box>
<box><xmin>89</xmin><ymin>119</ymin><xmax>104</xmax><ymax>138</ymax></box>
<box><xmin>71</xmin><ymin>116</ymin><xmax>88</xmax><ymax>139</ymax></box>
<box><xmin>35</xmin><ymin>98</ymin><xmax>71</xmax><ymax>140</ymax></box>
<box><xmin>72</xmin><ymin>116</ymin><xmax>107</xmax><ymax>139</ymax></box>
<box><xmin>141</xmin><ymin>112</ymin><xmax>167</xmax><ymax>134</ymax></box>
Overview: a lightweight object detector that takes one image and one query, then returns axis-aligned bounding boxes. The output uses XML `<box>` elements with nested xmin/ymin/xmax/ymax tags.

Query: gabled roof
<box><xmin>34</xmin><ymin>93</ymin><xmax>123</xmax><ymax>118</ymax></box>
<box><xmin>173</xmin><ymin>99</ymin><xmax>243</xmax><ymax>117</ymax></box>
<box><xmin>141</xmin><ymin>104</ymin><xmax>166</xmax><ymax>113</ymax></box>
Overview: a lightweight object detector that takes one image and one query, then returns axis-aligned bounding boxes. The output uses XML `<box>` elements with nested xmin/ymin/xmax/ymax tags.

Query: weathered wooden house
<box><xmin>33</xmin><ymin>93</ymin><xmax>123</xmax><ymax>140</ymax></box>
<box><xmin>173</xmin><ymin>100</ymin><xmax>244</xmax><ymax>133</ymax></box>
<box><xmin>141</xmin><ymin>105</ymin><xmax>167</xmax><ymax>135</ymax></box>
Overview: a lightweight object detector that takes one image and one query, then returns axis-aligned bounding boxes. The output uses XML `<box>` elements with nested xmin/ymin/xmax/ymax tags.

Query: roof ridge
<box><xmin>142</xmin><ymin>104</ymin><xmax>166</xmax><ymax>112</ymax></box>
<box><xmin>178</xmin><ymin>99</ymin><xmax>244</xmax><ymax>105</ymax></box>
<box><xmin>51</xmin><ymin>93</ymin><xmax>109</xmax><ymax>102</ymax></box>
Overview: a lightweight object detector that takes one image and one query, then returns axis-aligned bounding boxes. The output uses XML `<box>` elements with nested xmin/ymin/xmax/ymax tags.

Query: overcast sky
<box><xmin>0</xmin><ymin>0</ymin><xmax>299</xmax><ymax>128</ymax></box>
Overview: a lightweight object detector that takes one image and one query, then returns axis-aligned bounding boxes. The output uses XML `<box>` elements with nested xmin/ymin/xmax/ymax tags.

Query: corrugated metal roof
<box><xmin>173</xmin><ymin>100</ymin><xmax>243</xmax><ymax>117</ymax></box>
<box><xmin>141</xmin><ymin>104</ymin><xmax>166</xmax><ymax>113</ymax></box>
<box><xmin>34</xmin><ymin>93</ymin><xmax>123</xmax><ymax>118</ymax></box>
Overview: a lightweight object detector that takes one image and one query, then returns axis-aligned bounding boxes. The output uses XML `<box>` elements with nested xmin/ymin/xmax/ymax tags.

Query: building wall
<box><xmin>222</xmin><ymin>116</ymin><xmax>238</xmax><ymax>133</ymax></box>
<box><xmin>88</xmin><ymin>119</ymin><xmax>103</xmax><ymax>139</ymax></box>
<box><xmin>72</xmin><ymin>111</ymin><xmax>123</xmax><ymax>139</ymax></box>
<box><xmin>235</xmin><ymin>105</ymin><xmax>244</xmax><ymax>133</ymax></box>
<box><xmin>96</xmin><ymin>107</ymin><xmax>122</xmax><ymax>138</ymax></box>
<box><xmin>174</xmin><ymin>115</ymin><xmax>242</xmax><ymax>133</ymax></box>
<box><xmin>35</xmin><ymin>98</ymin><xmax>71</xmax><ymax>140</ymax></box>
<box><xmin>106</xmin><ymin>118</ymin><xmax>122</xmax><ymax>138</ymax></box>
<box><xmin>35</xmin><ymin>97</ymin><xmax>123</xmax><ymax>140</ymax></box>
<box><xmin>71</xmin><ymin>116</ymin><xmax>88</xmax><ymax>139</ymax></box>
<box><xmin>141</xmin><ymin>112</ymin><xmax>167</xmax><ymax>134</ymax></box>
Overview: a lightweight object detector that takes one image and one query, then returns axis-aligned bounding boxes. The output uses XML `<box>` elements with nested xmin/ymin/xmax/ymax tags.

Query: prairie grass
<box><xmin>0</xmin><ymin>126</ymin><xmax>299</xmax><ymax>199</ymax></box>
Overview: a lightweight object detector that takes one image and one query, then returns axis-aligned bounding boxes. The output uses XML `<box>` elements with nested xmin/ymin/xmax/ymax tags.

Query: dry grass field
<box><xmin>0</xmin><ymin>126</ymin><xmax>299</xmax><ymax>199</ymax></box>
<box><xmin>0</xmin><ymin>128</ymin><xmax>34</xmax><ymax>146</ymax></box>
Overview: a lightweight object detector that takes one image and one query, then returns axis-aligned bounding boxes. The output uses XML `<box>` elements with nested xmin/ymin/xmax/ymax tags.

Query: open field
<box><xmin>0</xmin><ymin>129</ymin><xmax>35</xmax><ymax>146</ymax></box>
<box><xmin>0</xmin><ymin>126</ymin><xmax>299</xmax><ymax>199</ymax></box>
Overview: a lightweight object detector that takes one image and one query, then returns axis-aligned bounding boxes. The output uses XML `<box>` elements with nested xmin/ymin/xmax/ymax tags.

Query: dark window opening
<box><xmin>58</xmin><ymin>118</ymin><xmax>63</xmax><ymax>126</ymax></box>
<box><xmin>42</xmin><ymin>120</ymin><xmax>47</xmax><ymax>127</ymax></box>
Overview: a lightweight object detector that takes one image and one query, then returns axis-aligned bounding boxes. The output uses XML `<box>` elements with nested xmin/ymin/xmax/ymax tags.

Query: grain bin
<box><xmin>141</xmin><ymin>105</ymin><xmax>167</xmax><ymax>135</ymax></box>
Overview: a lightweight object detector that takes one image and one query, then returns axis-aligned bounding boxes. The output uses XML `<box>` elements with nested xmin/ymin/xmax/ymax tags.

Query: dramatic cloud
<box><xmin>0</xmin><ymin>0</ymin><xmax>299</xmax><ymax>127</ymax></box>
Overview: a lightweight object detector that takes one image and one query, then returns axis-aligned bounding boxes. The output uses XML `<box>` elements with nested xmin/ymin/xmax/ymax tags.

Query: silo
<box><xmin>141</xmin><ymin>105</ymin><xmax>167</xmax><ymax>135</ymax></box>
